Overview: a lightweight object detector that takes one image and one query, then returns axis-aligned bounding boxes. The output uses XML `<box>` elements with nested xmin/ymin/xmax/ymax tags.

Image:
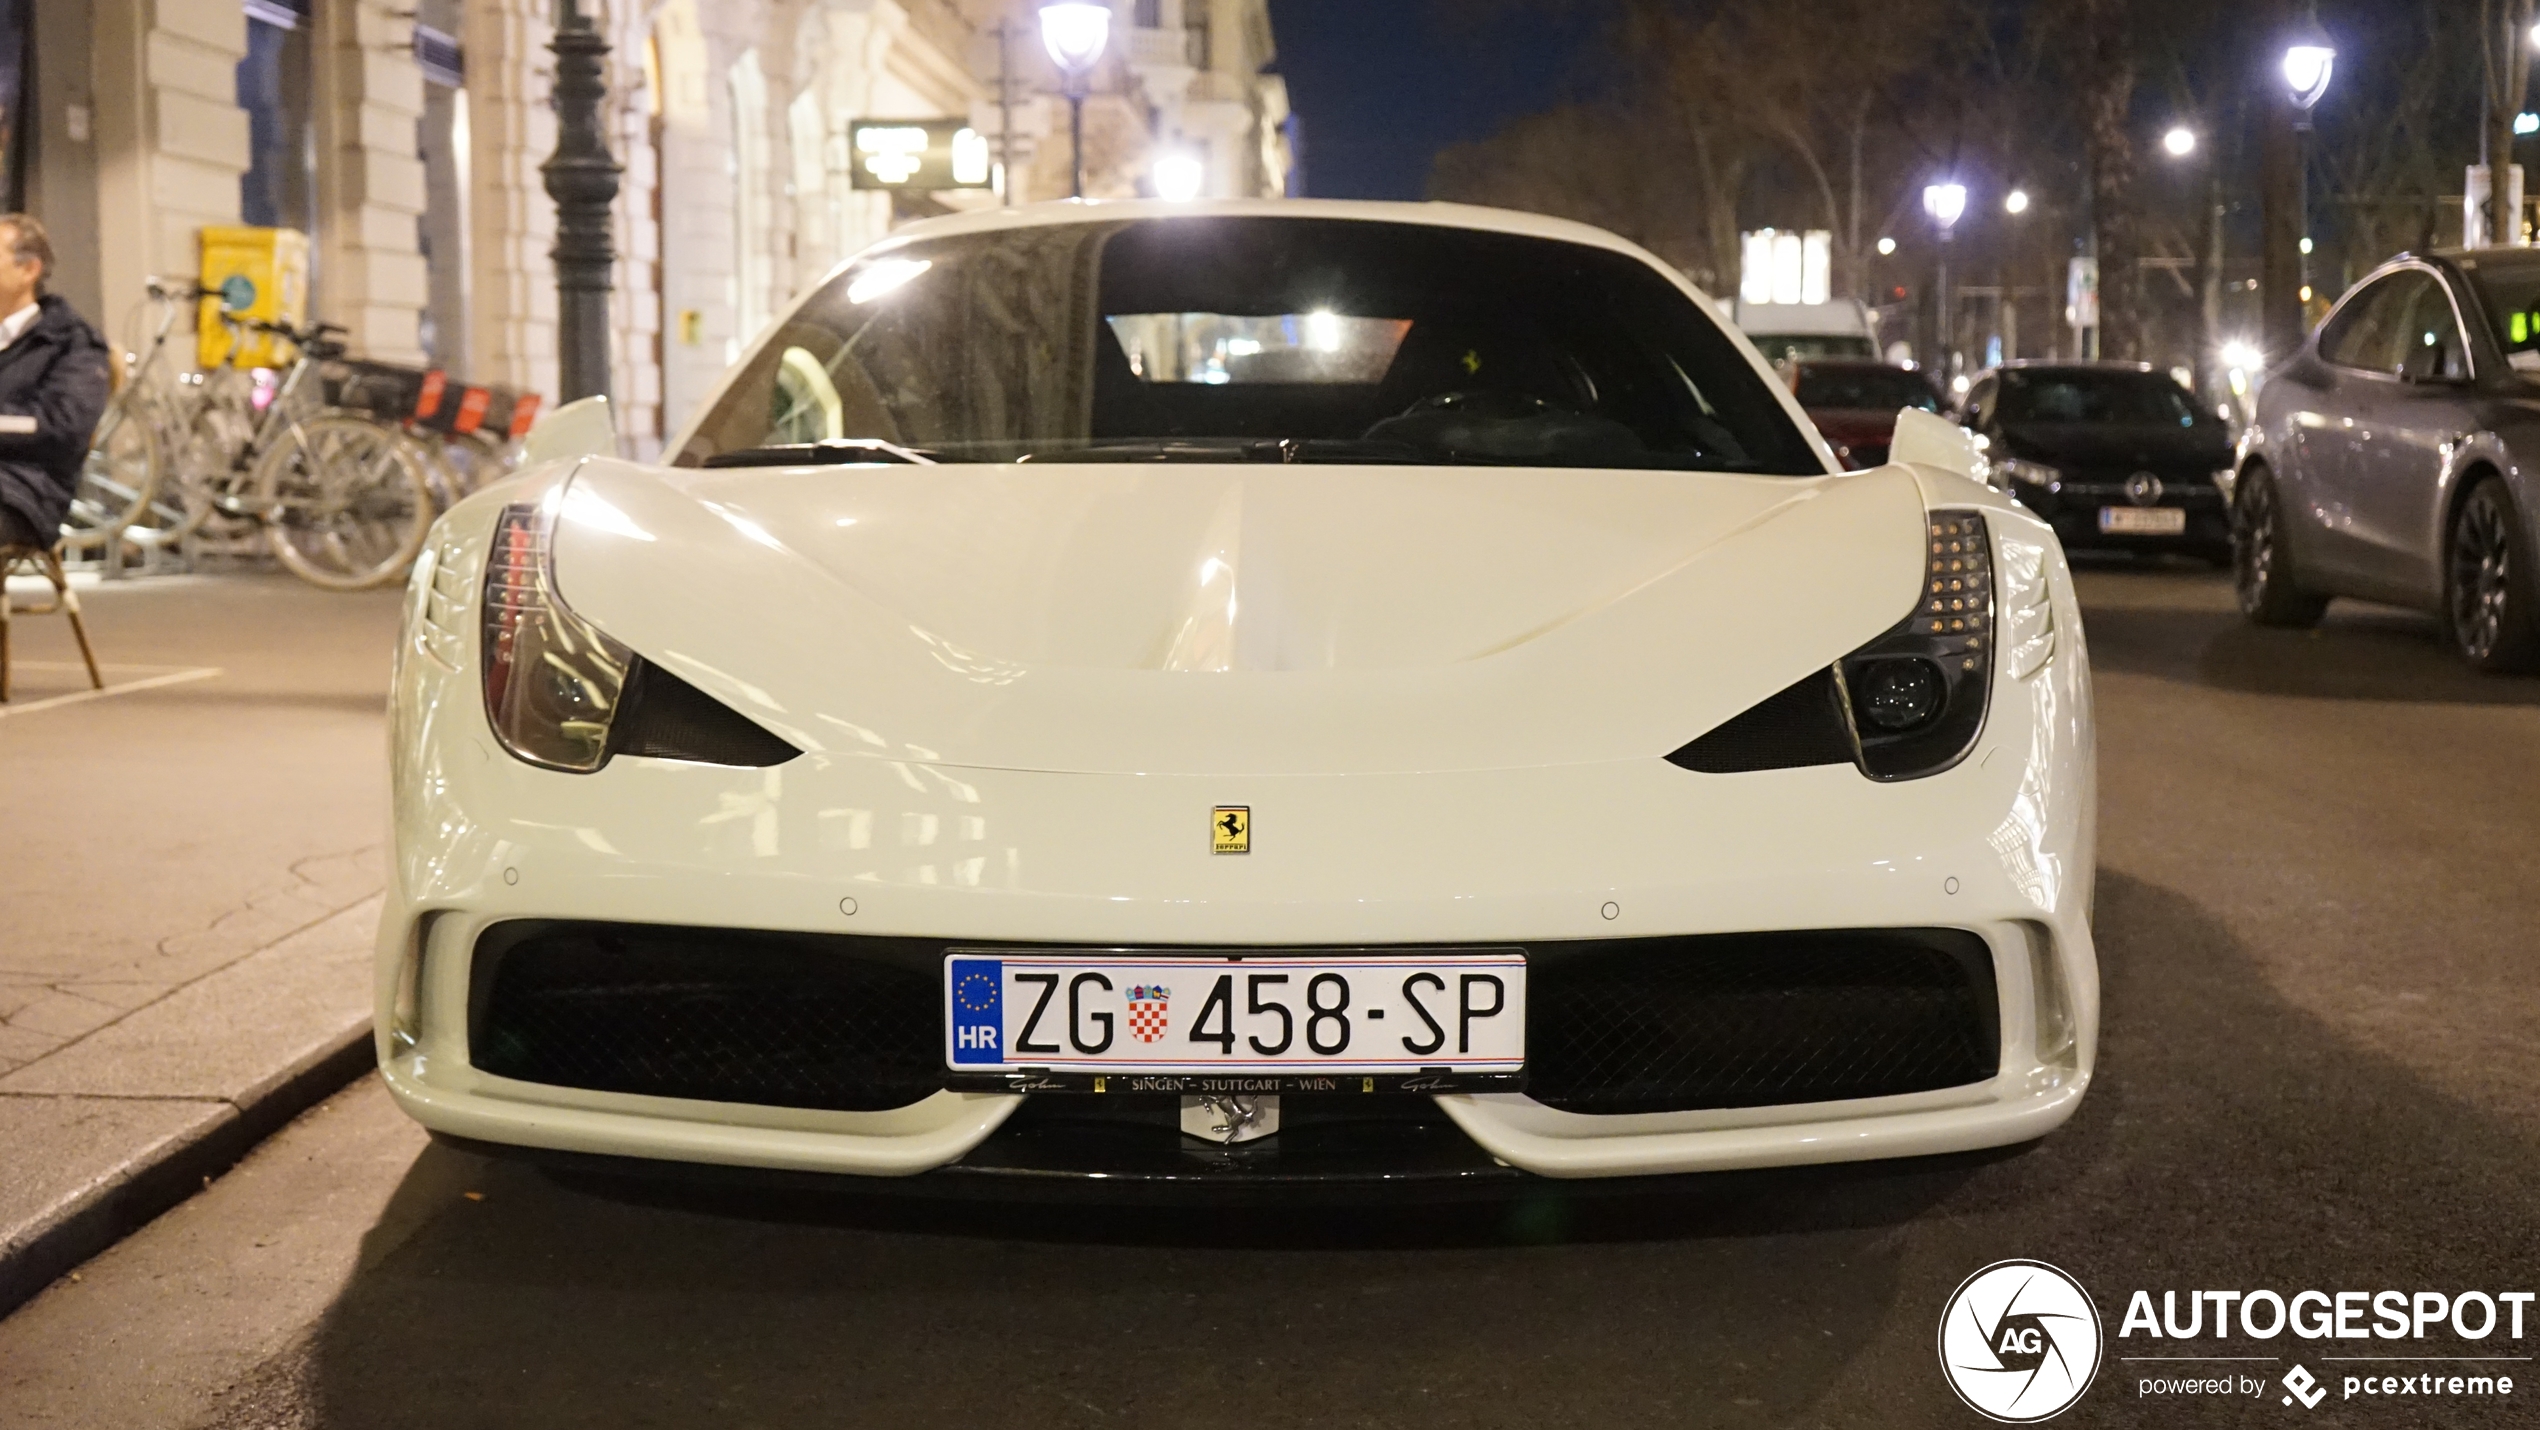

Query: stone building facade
<box><xmin>6</xmin><ymin>0</ymin><xmax>1295</xmax><ymax>455</ymax></box>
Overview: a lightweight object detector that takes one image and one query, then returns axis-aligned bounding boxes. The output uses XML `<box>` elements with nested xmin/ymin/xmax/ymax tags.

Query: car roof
<box><xmin>851</xmin><ymin>198</ymin><xmax>1689</xmax><ymax>296</ymax></box>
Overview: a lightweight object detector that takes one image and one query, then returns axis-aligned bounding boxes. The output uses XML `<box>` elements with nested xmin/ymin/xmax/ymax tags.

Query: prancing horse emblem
<box><xmin>1211</xmin><ymin>805</ymin><xmax>1250</xmax><ymax>854</ymax></box>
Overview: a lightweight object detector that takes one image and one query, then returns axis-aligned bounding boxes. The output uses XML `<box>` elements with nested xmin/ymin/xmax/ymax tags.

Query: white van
<box><xmin>1731</xmin><ymin>299</ymin><xmax>1882</xmax><ymax>366</ymax></box>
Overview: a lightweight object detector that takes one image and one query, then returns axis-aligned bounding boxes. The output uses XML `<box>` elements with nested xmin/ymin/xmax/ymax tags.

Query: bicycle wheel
<box><xmin>59</xmin><ymin>399</ymin><xmax>164</xmax><ymax>555</ymax></box>
<box><xmin>252</xmin><ymin>412</ymin><xmax>436</xmax><ymax>590</ymax></box>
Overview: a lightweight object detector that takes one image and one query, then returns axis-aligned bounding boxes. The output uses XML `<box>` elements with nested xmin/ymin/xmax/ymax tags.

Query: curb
<box><xmin>0</xmin><ymin>1022</ymin><xmax>374</xmax><ymax>1319</ymax></box>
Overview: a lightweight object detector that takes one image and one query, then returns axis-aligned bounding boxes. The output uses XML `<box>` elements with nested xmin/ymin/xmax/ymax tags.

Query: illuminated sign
<box><xmin>848</xmin><ymin>119</ymin><xmax>995</xmax><ymax>191</ymax></box>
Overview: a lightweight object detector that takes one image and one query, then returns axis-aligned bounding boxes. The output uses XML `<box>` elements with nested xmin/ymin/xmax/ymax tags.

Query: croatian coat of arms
<box><xmin>1125</xmin><ymin>984</ymin><xmax>1170</xmax><ymax>1043</ymax></box>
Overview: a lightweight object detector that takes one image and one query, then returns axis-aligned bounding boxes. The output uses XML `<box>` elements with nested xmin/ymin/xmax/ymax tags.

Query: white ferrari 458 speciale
<box><xmin>378</xmin><ymin>199</ymin><xmax>2096</xmax><ymax>1192</ymax></box>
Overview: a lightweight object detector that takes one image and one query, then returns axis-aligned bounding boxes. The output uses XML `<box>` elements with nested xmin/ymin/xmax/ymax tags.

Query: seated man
<box><xmin>0</xmin><ymin>214</ymin><xmax>110</xmax><ymax>550</ymax></box>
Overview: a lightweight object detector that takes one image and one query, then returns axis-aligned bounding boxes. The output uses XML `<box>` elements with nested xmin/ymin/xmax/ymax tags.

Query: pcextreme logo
<box><xmin>1938</xmin><ymin>1260</ymin><xmax>2105</xmax><ymax>1422</ymax></box>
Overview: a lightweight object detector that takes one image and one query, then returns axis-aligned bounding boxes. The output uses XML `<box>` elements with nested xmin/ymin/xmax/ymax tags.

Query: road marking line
<box><xmin>0</xmin><ymin>666</ymin><xmax>223</xmax><ymax>719</ymax></box>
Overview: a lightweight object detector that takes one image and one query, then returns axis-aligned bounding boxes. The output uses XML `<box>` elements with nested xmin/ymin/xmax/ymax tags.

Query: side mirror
<box><xmin>522</xmin><ymin>394</ymin><xmax>617</xmax><ymax>465</ymax></box>
<box><xmin>1890</xmin><ymin>406</ymin><xmax>1986</xmax><ymax>484</ymax></box>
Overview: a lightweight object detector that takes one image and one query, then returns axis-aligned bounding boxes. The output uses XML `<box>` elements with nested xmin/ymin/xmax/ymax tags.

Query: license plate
<box><xmin>944</xmin><ymin>950</ymin><xmax>1526</xmax><ymax>1078</ymax></box>
<box><xmin>2098</xmin><ymin>505</ymin><xmax>2186</xmax><ymax>535</ymax></box>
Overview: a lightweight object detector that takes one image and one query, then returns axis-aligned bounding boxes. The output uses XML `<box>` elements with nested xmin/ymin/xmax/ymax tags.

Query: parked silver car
<box><xmin>2236</xmin><ymin>249</ymin><xmax>2540</xmax><ymax>671</ymax></box>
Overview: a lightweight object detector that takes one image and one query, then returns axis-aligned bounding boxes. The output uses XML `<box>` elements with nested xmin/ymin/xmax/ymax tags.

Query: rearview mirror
<box><xmin>1890</xmin><ymin>406</ymin><xmax>1986</xmax><ymax>484</ymax></box>
<box><xmin>522</xmin><ymin>394</ymin><xmax>618</xmax><ymax>465</ymax></box>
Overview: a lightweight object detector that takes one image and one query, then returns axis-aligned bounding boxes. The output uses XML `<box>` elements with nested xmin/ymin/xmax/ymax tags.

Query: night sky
<box><xmin>1265</xmin><ymin>0</ymin><xmax>1602</xmax><ymax>200</ymax></box>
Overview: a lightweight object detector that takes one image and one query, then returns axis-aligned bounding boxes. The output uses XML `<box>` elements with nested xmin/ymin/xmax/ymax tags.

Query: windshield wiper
<box><xmin>1015</xmin><ymin>439</ymin><xmax>1453</xmax><ymax>465</ymax></box>
<box><xmin>701</xmin><ymin>438</ymin><xmax>938</xmax><ymax>468</ymax></box>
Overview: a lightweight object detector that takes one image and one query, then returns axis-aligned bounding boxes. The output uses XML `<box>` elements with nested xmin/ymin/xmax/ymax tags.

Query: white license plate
<box><xmin>945</xmin><ymin>951</ymin><xmax>1526</xmax><ymax>1074</ymax></box>
<box><xmin>2098</xmin><ymin>505</ymin><xmax>2187</xmax><ymax>535</ymax></box>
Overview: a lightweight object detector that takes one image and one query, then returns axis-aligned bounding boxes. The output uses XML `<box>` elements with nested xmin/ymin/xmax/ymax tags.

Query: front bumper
<box><xmin>2009</xmin><ymin>482</ymin><xmax>2230</xmax><ymax>556</ymax></box>
<box><xmin>380</xmin><ymin>731</ymin><xmax>2098</xmax><ymax>1182</ymax></box>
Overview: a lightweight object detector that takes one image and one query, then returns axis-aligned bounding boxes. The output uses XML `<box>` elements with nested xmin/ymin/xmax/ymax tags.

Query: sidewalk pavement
<box><xmin>0</xmin><ymin>570</ymin><xmax>403</xmax><ymax>1316</ymax></box>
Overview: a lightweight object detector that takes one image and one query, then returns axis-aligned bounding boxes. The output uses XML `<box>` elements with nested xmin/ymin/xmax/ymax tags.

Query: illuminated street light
<box><xmin>2163</xmin><ymin>127</ymin><xmax>2197</xmax><ymax>158</ymax></box>
<box><xmin>2004</xmin><ymin>189</ymin><xmax>2030</xmax><ymax>215</ymax></box>
<box><xmin>1151</xmin><ymin>150</ymin><xmax>1205</xmax><ymax>202</ymax></box>
<box><xmin>1876</xmin><ymin>236</ymin><xmax>1897</xmax><ymax>256</ymax></box>
<box><xmin>1039</xmin><ymin>2</ymin><xmax>1111</xmax><ymax>198</ymax></box>
<box><xmin>1924</xmin><ymin>183</ymin><xmax>1967</xmax><ymax>373</ymax></box>
<box><xmin>2518</xmin><ymin>112</ymin><xmax>2539</xmax><ymax>136</ymax></box>
<box><xmin>2282</xmin><ymin>44</ymin><xmax>2335</xmax><ymax>112</ymax></box>
<box><xmin>1922</xmin><ymin>183</ymin><xmax>1967</xmax><ymax>230</ymax></box>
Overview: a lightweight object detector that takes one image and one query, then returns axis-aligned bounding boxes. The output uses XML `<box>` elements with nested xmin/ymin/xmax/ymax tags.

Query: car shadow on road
<box><xmin>230</xmin><ymin>872</ymin><xmax>2540</xmax><ymax>1430</ymax></box>
<box><xmin>2079</xmin><ymin>571</ymin><xmax>2540</xmax><ymax>705</ymax></box>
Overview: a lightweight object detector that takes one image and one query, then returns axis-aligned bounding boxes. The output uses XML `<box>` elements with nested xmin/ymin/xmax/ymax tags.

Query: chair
<box><xmin>0</xmin><ymin>539</ymin><xmax>103</xmax><ymax>703</ymax></box>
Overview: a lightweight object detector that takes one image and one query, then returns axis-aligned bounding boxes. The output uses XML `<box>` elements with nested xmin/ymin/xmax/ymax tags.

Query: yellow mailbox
<box><xmin>196</xmin><ymin>226</ymin><xmax>310</xmax><ymax>369</ymax></box>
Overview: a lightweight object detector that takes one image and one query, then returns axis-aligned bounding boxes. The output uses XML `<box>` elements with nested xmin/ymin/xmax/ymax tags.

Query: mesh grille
<box><xmin>1665</xmin><ymin>668</ymin><xmax>1854</xmax><ymax>773</ymax></box>
<box><xmin>607</xmin><ymin>659</ymin><xmax>800</xmax><ymax>767</ymax></box>
<box><xmin>1525</xmin><ymin>929</ymin><xmax>1998</xmax><ymax>1115</ymax></box>
<box><xmin>470</xmin><ymin>923</ymin><xmax>943</xmax><ymax>1112</ymax></box>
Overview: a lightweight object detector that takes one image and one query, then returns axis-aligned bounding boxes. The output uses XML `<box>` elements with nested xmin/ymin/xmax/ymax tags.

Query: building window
<box><xmin>0</xmin><ymin>0</ymin><xmax>27</xmax><ymax>212</ymax></box>
<box><xmin>1186</xmin><ymin>6</ymin><xmax>1211</xmax><ymax>69</ymax></box>
<box><xmin>1133</xmin><ymin>0</ymin><xmax>1160</xmax><ymax>26</ymax></box>
<box><xmin>238</xmin><ymin>0</ymin><xmax>316</xmax><ymax>233</ymax></box>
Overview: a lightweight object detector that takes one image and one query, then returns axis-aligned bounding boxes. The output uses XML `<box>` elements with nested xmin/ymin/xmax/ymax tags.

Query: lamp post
<box><xmin>1038</xmin><ymin>3</ymin><xmax>1110</xmax><ymax>199</ymax></box>
<box><xmin>1923</xmin><ymin>182</ymin><xmax>1966</xmax><ymax>373</ymax></box>
<box><xmin>2282</xmin><ymin>41</ymin><xmax>2334</xmax><ymax>299</ymax></box>
<box><xmin>542</xmin><ymin>0</ymin><xmax>621</xmax><ymax>404</ymax></box>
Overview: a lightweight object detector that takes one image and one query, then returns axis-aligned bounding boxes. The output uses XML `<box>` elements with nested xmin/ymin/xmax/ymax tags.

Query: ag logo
<box><xmin>1938</xmin><ymin>1260</ymin><xmax>2102</xmax><ymax>1422</ymax></box>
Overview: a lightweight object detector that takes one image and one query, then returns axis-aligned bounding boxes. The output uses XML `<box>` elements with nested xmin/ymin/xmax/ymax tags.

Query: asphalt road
<box><xmin>3</xmin><ymin>562</ymin><xmax>2537</xmax><ymax>1429</ymax></box>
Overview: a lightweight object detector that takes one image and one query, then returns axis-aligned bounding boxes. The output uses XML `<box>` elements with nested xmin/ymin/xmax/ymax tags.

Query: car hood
<box><xmin>1998</xmin><ymin>422</ymin><xmax>2231</xmax><ymax>470</ymax></box>
<box><xmin>549</xmin><ymin>459</ymin><xmax>1927</xmax><ymax>775</ymax></box>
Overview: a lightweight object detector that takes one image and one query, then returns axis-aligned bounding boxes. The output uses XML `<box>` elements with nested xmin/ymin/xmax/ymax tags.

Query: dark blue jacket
<box><xmin>0</xmin><ymin>294</ymin><xmax>112</xmax><ymax>536</ymax></box>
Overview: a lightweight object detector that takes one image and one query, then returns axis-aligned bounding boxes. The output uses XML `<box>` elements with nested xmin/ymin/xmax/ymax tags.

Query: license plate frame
<box><xmin>2098</xmin><ymin>505</ymin><xmax>2187</xmax><ymax>535</ymax></box>
<box><xmin>942</xmin><ymin>949</ymin><xmax>1527</xmax><ymax>1095</ymax></box>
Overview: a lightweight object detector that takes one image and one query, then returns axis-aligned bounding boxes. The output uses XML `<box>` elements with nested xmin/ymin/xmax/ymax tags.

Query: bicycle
<box><xmin>68</xmin><ymin>284</ymin><xmax>435</xmax><ymax>589</ymax></box>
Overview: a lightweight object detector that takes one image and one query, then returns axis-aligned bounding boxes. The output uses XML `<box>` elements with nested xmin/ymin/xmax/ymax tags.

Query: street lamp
<box><xmin>543</xmin><ymin>0</ymin><xmax>621</xmax><ymax>404</ymax></box>
<box><xmin>2282</xmin><ymin>44</ymin><xmax>2335</xmax><ymax>113</ymax></box>
<box><xmin>1924</xmin><ymin>183</ymin><xmax>1966</xmax><ymax>372</ymax></box>
<box><xmin>2162</xmin><ymin>126</ymin><xmax>2197</xmax><ymax>158</ymax></box>
<box><xmin>1039</xmin><ymin>2</ymin><xmax>1110</xmax><ymax>199</ymax></box>
<box><xmin>2282</xmin><ymin>38</ymin><xmax>2334</xmax><ymax>294</ymax></box>
<box><xmin>1152</xmin><ymin>150</ymin><xmax>1205</xmax><ymax>202</ymax></box>
<box><xmin>2004</xmin><ymin>189</ymin><xmax>2030</xmax><ymax>215</ymax></box>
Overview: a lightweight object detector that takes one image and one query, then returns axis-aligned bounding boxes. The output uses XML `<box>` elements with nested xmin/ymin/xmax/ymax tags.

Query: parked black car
<box><xmin>1957</xmin><ymin>362</ymin><xmax>2234</xmax><ymax>564</ymax></box>
<box><xmin>2237</xmin><ymin>249</ymin><xmax>2540</xmax><ymax>672</ymax></box>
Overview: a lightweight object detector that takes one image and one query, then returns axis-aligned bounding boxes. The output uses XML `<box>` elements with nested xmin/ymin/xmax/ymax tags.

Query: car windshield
<box><xmin>2459</xmin><ymin>257</ymin><xmax>2540</xmax><ymax>370</ymax></box>
<box><xmin>1793</xmin><ymin>366</ymin><xmax>1939</xmax><ymax>412</ymax></box>
<box><xmin>1997</xmin><ymin>369</ymin><xmax>2212</xmax><ymax>429</ymax></box>
<box><xmin>674</xmin><ymin>217</ymin><xmax>1821</xmax><ymax>473</ymax></box>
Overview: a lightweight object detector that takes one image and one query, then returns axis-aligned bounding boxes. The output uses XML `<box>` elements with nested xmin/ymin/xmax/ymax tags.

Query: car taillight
<box><xmin>481</xmin><ymin>500</ymin><xmax>631</xmax><ymax>771</ymax></box>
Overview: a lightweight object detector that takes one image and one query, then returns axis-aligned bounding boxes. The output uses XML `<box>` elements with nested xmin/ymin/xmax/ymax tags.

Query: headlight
<box><xmin>482</xmin><ymin>499</ymin><xmax>632</xmax><ymax>771</ymax></box>
<box><xmin>1667</xmin><ymin>511</ymin><xmax>1993</xmax><ymax>781</ymax></box>
<box><xmin>1834</xmin><ymin>511</ymin><xmax>1992</xmax><ymax>780</ymax></box>
<box><xmin>1997</xmin><ymin>457</ymin><xmax>2060</xmax><ymax>488</ymax></box>
<box><xmin>479</xmin><ymin>497</ymin><xmax>802</xmax><ymax>772</ymax></box>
